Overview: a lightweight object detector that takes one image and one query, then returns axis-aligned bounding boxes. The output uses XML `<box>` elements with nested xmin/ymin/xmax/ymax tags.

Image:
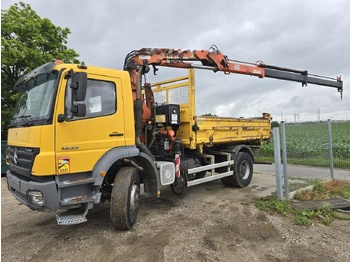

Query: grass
<box><xmin>294</xmin><ymin>179</ymin><xmax>350</xmax><ymax>201</ymax></box>
<box><xmin>294</xmin><ymin>204</ymin><xmax>335</xmax><ymax>226</ymax></box>
<box><xmin>252</xmin><ymin>179</ymin><xmax>350</xmax><ymax>226</ymax></box>
<box><xmin>253</xmin><ymin>197</ymin><xmax>292</xmax><ymax>215</ymax></box>
<box><xmin>257</xmin><ymin>121</ymin><xmax>350</xmax><ymax>170</ymax></box>
<box><xmin>288</xmin><ymin>177</ymin><xmax>316</xmax><ymax>192</ymax></box>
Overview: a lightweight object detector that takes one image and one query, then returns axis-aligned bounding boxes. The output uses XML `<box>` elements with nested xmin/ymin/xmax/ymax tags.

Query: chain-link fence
<box><xmin>256</xmin><ymin>120</ymin><xmax>350</xmax><ymax>179</ymax></box>
<box><xmin>255</xmin><ymin>120</ymin><xmax>350</xmax><ymax>200</ymax></box>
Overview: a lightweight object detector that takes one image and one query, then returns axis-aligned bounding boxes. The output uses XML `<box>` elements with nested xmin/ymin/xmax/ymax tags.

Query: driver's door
<box><xmin>55</xmin><ymin>72</ymin><xmax>126</xmax><ymax>175</ymax></box>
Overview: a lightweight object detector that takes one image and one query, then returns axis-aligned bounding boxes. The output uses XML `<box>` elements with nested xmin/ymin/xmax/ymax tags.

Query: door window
<box><xmin>65</xmin><ymin>79</ymin><xmax>116</xmax><ymax>120</ymax></box>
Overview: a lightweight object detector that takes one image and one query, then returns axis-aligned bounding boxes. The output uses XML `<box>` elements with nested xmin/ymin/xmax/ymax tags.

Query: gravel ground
<box><xmin>2</xmin><ymin>171</ymin><xmax>350</xmax><ymax>262</ymax></box>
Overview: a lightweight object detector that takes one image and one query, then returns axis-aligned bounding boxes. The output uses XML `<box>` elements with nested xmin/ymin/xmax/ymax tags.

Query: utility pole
<box><xmin>281</xmin><ymin>111</ymin><xmax>283</xmax><ymax>122</ymax></box>
<box><xmin>298</xmin><ymin>111</ymin><xmax>299</xmax><ymax>123</ymax></box>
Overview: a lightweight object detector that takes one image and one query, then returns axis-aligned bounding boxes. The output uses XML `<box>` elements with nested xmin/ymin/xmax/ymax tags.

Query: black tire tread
<box><xmin>220</xmin><ymin>152</ymin><xmax>253</xmax><ymax>188</ymax></box>
<box><xmin>110</xmin><ymin>167</ymin><xmax>139</xmax><ymax>230</ymax></box>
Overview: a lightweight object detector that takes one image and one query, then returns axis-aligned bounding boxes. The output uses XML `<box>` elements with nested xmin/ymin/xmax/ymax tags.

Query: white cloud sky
<box><xmin>2</xmin><ymin>0</ymin><xmax>350</xmax><ymax>122</ymax></box>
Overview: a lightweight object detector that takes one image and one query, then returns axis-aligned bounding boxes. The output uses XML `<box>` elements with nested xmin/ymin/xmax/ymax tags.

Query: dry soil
<box><xmin>1</xmin><ymin>173</ymin><xmax>350</xmax><ymax>262</ymax></box>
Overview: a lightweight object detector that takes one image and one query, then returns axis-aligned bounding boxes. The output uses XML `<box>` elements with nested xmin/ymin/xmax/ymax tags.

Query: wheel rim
<box><xmin>240</xmin><ymin>160</ymin><xmax>251</xmax><ymax>180</ymax></box>
<box><xmin>130</xmin><ymin>183</ymin><xmax>140</xmax><ymax>214</ymax></box>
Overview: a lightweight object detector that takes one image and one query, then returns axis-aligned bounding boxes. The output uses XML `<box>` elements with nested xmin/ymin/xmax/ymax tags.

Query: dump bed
<box><xmin>151</xmin><ymin>69</ymin><xmax>271</xmax><ymax>150</ymax></box>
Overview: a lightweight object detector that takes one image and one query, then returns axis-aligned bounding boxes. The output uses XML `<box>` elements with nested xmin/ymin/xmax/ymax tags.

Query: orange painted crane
<box><xmin>124</xmin><ymin>45</ymin><xmax>342</xmax><ymax>89</ymax></box>
<box><xmin>124</xmin><ymin>46</ymin><xmax>267</xmax><ymax>103</ymax></box>
<box><xmin>123</xmin><ymin>45</ymin><xmax>343</xmax><ymax>134</ymax></box>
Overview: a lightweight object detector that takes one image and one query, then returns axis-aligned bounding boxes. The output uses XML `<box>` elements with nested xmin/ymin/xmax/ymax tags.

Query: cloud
<box><xmin>2</xmin><ymin>0</ymin><xmax>349</xmax><ymax>122</ymax></box>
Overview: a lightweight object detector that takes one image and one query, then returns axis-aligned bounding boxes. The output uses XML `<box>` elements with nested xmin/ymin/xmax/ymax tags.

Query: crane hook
<box><xmin>152</xmin><ymin>65</ymin><xmax>159</xmax><ymax>75</ymax></box>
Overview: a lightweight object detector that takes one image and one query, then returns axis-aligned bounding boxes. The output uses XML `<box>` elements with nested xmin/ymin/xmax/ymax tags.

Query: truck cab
<box><xmin>6</xmin><ymin>61</ymin><xmax>159</xmax><ymax>227</ymax></box>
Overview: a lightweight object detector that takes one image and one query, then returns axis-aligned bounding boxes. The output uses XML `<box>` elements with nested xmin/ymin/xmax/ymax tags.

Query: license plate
<box><xmin>8</xmin><ymin>176</ymin><xmax>21</xmax><ymax>192</ymax></box>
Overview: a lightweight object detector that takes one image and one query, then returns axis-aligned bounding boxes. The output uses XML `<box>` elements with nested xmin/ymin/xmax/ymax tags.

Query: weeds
<box><xmin>294</xmin><ymin>211</ymin><xmax>312</xmax><ymax>226</ymax></box>
<box><xmin>253</xmin><ymin>197</ymin><xmax>291</xmax><ymax>215</ymax></box>
<box><xmin>294</xmin><ymin>204</ymin><xmax>335</xmax><ymax>226</ymax></box>
<box><xmin>295</xmin><ymin>179</ymin><xmax>350</xmax><ymax>201</ymax></box>
<box><xmin>253</xmin><ymin>179</ymin><xmax>349</xmax><ymax>226</ymax></box>
<box><xmin>288</xmin><ymin>177</ymin><xmax>316</xmax><ymax>192</ymax></box>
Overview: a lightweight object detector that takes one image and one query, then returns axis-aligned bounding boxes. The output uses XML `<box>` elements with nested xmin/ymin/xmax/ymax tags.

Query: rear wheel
<box><xmin>221</xmin><ymin>152</ymin><xmax>253</xmax><ymax>188</ymax></box>
<box><xmin>195</xmin><ymin>171</ymin><xmax>207</xmax><ymax>179</ymax></box>
<box><xmin>110</xmin><ymin>167</ymin><xmax>140</xmax><ymax>230</ymax></box>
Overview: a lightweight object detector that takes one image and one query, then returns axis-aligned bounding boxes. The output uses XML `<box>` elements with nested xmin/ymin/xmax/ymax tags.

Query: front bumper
<box><xmin>6</xmin><ymin>171</ymin><xmax>59</xmax><ymax>211</ymax></box>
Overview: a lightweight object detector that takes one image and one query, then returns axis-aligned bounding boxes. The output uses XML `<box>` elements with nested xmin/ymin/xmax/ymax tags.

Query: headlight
<box><xmin>27</xmin><ymin>191</ymin><xmax>44</xmax><ymax>207</ymax></box>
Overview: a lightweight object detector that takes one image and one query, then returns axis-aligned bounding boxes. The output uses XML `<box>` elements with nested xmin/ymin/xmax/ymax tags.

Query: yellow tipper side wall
<box><xmin>194</xmin><ymin>114</ymin><xmax>271</xmax><ymax>147</ymax></box>
<box><xmin>152</xmin><ymin>69</ymin><xmax>271</xmax><ymax>150</ymax></box>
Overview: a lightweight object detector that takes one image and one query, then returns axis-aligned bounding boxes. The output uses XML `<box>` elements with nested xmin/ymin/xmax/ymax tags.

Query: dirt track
<box><xmin>2</xmin><ymin>173</ymin><xmax>350</xmax><ymax>262</ymax></box>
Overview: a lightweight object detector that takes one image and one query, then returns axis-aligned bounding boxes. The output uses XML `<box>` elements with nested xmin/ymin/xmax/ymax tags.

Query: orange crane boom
<box><xmin>124</xmin><ymin>44</ymin><xmax>342</xmax><ymax>91</ymax></box>
<box><xmin>123</xmin><ymin>45</ymin><xmax>343</xmax><ymax>138</ymax></box>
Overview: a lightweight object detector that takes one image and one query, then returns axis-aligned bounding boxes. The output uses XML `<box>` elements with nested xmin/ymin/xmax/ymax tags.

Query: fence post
<box><xmin>281</xmin><ymin>121</ymin><xmax>289</xmax><ymax>200</ymax></box>
<box><xmin>273</xmin><ymin>127</ymin><xmax>283</xmax><ymax>200</ymax></box>
<box><xmin>327</xmin><ymin>119</ymin><xmax>334</xmax><ymax>179</ymax></box>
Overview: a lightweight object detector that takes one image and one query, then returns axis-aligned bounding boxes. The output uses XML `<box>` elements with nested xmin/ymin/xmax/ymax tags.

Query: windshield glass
<box><xmin>11</xmin><ymin>71</ymin><xmax>59</xmax><ymax>126</ymax></box>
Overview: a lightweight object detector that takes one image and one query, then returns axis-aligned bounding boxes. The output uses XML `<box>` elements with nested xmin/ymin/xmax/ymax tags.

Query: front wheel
<box><xmin>110</xmin><ymin>167</ymin><xmax>140</xmax><ymax>230</ymax></box>
<box><xmin>221</xmin><ymin>152</ymin><xmax>253</xmax><ymax>188</ymax></box>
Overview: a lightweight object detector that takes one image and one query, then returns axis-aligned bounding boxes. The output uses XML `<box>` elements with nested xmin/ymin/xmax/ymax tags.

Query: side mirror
<box><xmin>70</xmin><ymin>72</ymin><xmax>87</xmax><ymax>117</ymax></box>
<box><xmin>70</xmin><ymin>103</ymin><xmax>86</xmax><ymax>116</ymax></box>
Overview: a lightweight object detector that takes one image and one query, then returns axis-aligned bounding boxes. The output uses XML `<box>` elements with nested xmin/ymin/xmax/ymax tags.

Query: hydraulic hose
<box><xmin>134</xmin><ymin>66</ymin><xmax>155</xmax><ymax>161</ymax></box>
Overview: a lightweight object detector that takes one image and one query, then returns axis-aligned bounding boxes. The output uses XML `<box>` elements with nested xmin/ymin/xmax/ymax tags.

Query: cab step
<box><xmin>56</xmin><ymin>213</ymin><xmax>88</xmax><ymax>225</ymax></box>
<box><xmin>55</xmin><ymin>206</ymin><xmax>89</xmax><ymax>225</ymax></box>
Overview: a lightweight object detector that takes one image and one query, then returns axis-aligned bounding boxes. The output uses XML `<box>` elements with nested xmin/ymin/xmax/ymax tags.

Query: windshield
<box><xmin>11</xmin><ymin>71</ymin><xmax>59</xmax><ymax>127</ymax></box>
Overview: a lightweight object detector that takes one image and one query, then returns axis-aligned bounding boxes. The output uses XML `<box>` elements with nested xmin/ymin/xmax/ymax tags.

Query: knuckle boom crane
<box><xmin>123</xmin><ymin>44</ymin><xmax>343</xmax><ymax>196</ymax></box>
<box><xmin>124</xmin><ymin>44</ymin><xmax>343</xmax><ymax>91</ymax></box>
<box><xmin>123</xmin><ymin>44</ymin><xmax>343</xmax><ymax>143</ymax></box>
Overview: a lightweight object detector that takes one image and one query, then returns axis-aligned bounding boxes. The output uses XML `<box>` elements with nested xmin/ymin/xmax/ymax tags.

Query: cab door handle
<box><xmin>109</xmin><ymin>132</ymin><xmax>124</xmax><ymax>137</ymax></box>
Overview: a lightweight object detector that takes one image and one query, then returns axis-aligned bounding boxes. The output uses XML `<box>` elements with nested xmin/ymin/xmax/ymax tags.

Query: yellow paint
<box><xmin>9</xmin><ymin>63</ymin><xmax>135</xmax><ymax>176</ymax></box>
<box><xmin>151</xmin><ymin>69</ymin><xmax>271</xmax><ymax>149</ymax></box>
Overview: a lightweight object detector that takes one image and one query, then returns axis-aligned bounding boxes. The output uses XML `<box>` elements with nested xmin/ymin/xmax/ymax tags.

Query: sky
<box><xmin>2</xmin><ymin>0</ymin><xmax>350</xmax><ymax>122</ymax></box>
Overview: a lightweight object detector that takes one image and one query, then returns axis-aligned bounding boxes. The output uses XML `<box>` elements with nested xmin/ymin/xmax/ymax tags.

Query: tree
<box><xmin>202</xmin><ymin>113</ymin><xmax>218</xmax><ymax>117</ymax></box>
<box><xmin>271</xmin><ymin>121</ymin><xmax>280</xmax><ymax>128</ymax></box>
<box><xmin>1</xmin><ymin>2</ymin><xmax>80</xmax><ymax>139</ymax></box>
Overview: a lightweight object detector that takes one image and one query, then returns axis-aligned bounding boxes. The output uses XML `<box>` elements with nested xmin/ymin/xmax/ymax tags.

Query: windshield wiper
<box><xmin>18</xmin><ymin>114</ymin><xmax>34</xmax><ymax>126</ymax></box>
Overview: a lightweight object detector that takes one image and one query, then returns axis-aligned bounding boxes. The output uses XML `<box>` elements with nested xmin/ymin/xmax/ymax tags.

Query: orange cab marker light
<box><xmin>5</xmin><ymin>148</ymin><xmax>9</xmax><ymax>165</ymax></box>
<box><xmin>100</xmin><ymin>171</ymin><xmax>107</xmax><ymax>177</ymax></box>
<box><xmin>55</xmin><ymin>60</ymin><xmax>64</xmax><ymax>65</ymax></box>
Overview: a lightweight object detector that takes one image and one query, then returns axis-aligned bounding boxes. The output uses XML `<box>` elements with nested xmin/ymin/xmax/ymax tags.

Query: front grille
<box><xmin>7</xmin><ymin>146</ymin><xmax>40</xmax><ymax>177</ymax></box>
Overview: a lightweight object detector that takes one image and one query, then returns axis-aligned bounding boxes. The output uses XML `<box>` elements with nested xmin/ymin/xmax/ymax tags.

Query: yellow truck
<box><xmin>6</xmin><ymin>46</ymin><xmax>343</xmax><ymax>229</ymax></box>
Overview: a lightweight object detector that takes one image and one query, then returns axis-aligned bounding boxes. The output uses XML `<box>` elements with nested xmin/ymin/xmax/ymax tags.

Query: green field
<box><xmin>256</xmin><ymin>121</ymin><xmax>350</xmax><ymax>169</ymax></box>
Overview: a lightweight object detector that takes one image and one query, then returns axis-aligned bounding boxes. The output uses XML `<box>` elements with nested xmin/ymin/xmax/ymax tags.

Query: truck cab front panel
<box><xmin>6</xmin><ymin>63</ymin><xmax>136</xmax><ymax>214</ymax></box>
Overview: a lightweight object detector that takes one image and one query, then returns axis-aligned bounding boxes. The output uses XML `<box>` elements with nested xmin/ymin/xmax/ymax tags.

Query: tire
<box><xmin>195</xmin><ymin>171</ymin><xmax>207</xmax><ymax>179</ymax></box>
<box><xmin>220</xmin><ymin>175</ymin><xmax>234</xmax><ymax>187</ymax></box>
<box><xmin>170</xmin><ymin>184</ymin><xmax>185</xmax><ymax>195</ymax></box>
<box><xmin>220</xmin><ymin>152</ymin><xmax>253</xmax><ymax>188</ymax></box>
<box><xmin>110</xmin><ymin>167</ymin><xmax>140</xmax><ymax>230</ymax></box>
